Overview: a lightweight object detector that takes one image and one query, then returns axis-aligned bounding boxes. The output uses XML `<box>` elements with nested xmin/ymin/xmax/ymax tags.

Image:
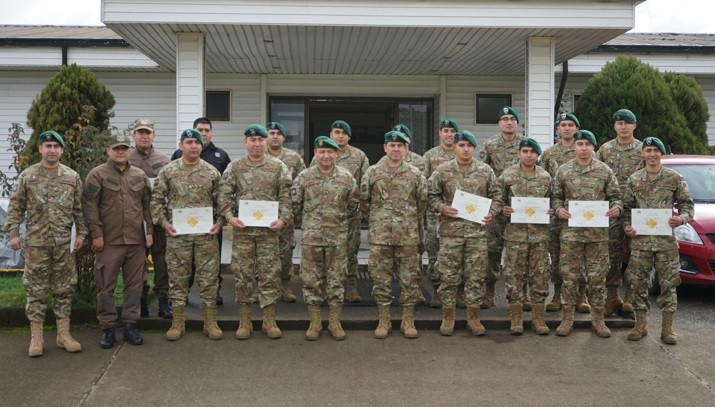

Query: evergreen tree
<box><xmin>662</xmin><ymin>72</ymin><xmax>710</xmax><ymax>151</ymax></box>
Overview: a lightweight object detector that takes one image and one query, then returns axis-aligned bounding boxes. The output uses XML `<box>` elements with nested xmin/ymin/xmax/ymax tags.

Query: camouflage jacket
<box><xmin>4</xmin><ymin>163</ymin><xmax>88</xmax><ymax>246</ymax></box>
<box><xmin>496</xmin><ymin>163</ymin><xmax>552</xmax><ymax>243</ymax></box>
<box><xmin>292</xmin><ymin>165</ymin><xmax>359</xmax><ymax>246</ymax></box>
<box><xmin>428</xmin><ymin>159</ymin><xmax>501</xmax><ymax>239</ymax></box>
<box><xmin>595</xmin><ymin>138</ymin><xmax>644</xmax><ymax>197</ymax></box>
<box><xmin>405</xmin><ymin>151</ymin><xmax>428</xmax><ymax>178</ymax></box>
<box><xmin>361</xmin><ymin>159</ymin><xmax>427</xmax><ymax>246</ymax></box>
<box><xmin>624</xmin><ymin>167</ymin><xmax>694</xmax><ymax>251</ymax></box>
<box><xmin>218</xmin><ymin>154</ymin><xmax>293</xmax><ymax>236</ymax></box>
<box><xmin>551</xmin><ymin>159</ymin><xmax>623</xmax><ymax>242</ymax></box>
<box><xmin>423</xmin><ymin>145</ymin><xmax>455</xmax><ymax>177</ymax></box>
<box><xmin>150</xmin><ymin>158</ymin><xmax>223</xmax><ymax>230</ymax></box>
<box><xmin>269</xmin><ymin>147</ymin><xmax>306</xmax><ymax>180</ymax></box>
<box><xmin>311</xmin><ymin>144</ymin><xmax>369</xmax><ymax>184</ymax></box>
<box><xmin>481</xmin><ymin>133</ymin><xmax>527</xmax><ymax>177</ymax></box>
<box><xmin>539</xmin><ymin>141</ymin><xmax>575</xmax><ymax>178</ymax></box>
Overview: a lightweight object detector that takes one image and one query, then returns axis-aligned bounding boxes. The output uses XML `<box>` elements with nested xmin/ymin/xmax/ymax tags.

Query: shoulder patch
<box><xmin>361</xmin><ymin>183</ymin><xmax>368</xmax><ymax>193</ymax></box>
<box><xmin>130</xmin><ymin>177</ymin><xmax>143</xmax><ymax>186</ymax></box>
<box><xmin>151</xmin><ymin>163</ymin><xmax>164</xmax><ymax>170</ymax></box>
<box><xmin>84</xmin><ymin>183</ymin><xmax>99</xmax><ymax>200</ymax></box>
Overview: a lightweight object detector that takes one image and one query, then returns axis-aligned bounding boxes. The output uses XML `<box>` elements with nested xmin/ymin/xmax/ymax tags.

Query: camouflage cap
<box><xmin>331</xmin><ymin>120</ymin><xmax>352</xmax><ymax>137</ymax></box>
<box><xmin>180</xmin><ymin>128</ymin><xmax>204</xmax><ymax>145</ymax></box>
<box><xmin>454</xmin><ymin>130</ymin><xmax>477</xmax><ymax>147</ymax></box>
<box><xmin>244</xmin><ymin>124</ymin><xmax>269</xmax><ymax>138</ymax></box>
<box><xmin>133</xmin><ymin>118</ymin><xmax>155</xmax><ymax>132</ymax></box>
<box><xmin>518</xmin><ymin>137</ymin><xmax>542</xmax><ymax>155</ymax></box>
<box><xmin>499</xmin><ymin>106</ymin><xmax>521</xmax><ymax>123</ymax></box>
<box><xmin>439</xmin><ymin>118</ymin><xmax>460</xmax><ymax>131</ymax></box>
<box><xmin>314</xmin><ymin>136</ymin><xmax>341</xmax><ymax>150</ymax></box>
<box><xmin>392</xmin><ymin>124</ymin><xmax>413</xmax><ymax>140</ymax></box>
<box><xmin>39</xmin><ymin>130</ymin><xmax>65</xmax><ymax>147</ymax></box>
<box><xmin>613</xmin><ymin>108</ymin><xmax>637</xmax><ymax>123</ymax></box>
<box><xmin>384</xmin><ymin>130</ymin><xmax>410</xmax><ymax>144</ymax></box>
<box><xmin>574</xmin><ymin>130</ymin><xmax>597</xmax><ymax>147</ymax></box>
<box><xmin>556</xmin><ymin>112</ymin><xmax>580</xmax><ymax>128</ymax></box>
<box><xmin>266</xmin><ymin>121</ymin><xmax>288</xmax><ymax>137</ymax></box>
<box><xmin>642</xmin><ymin>136</ymin><xmax>666</xmax><ymax>154</ymax></box>
<box><xmin>108</xmin><ymin>131</ymin><xmax>131</xmax><ymax>148</ymax></box>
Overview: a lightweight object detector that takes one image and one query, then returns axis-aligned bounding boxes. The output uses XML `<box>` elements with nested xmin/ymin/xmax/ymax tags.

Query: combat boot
<box><xmin>29</xmin><ymin>321</ymin><xmax>43</xmax><ymax>357</ymax></box>
<box><xmin>280</xmin><ymin>278</ymin><xmax>296</xmax><ymax>303</ymax></box>
<box><xmin>305</xmin><ymin>305</ymin><xmax>322</xmax><ymax>341</ymax></box>
<box><xmin>622</xmin><ymin>286</ymin><xmax>635</xmax><ymax>314</ymax></box>
<box><xmin>55</xmin><ymin>318</ymin><xmax>81</xmax><ymax>353</ymax></box>
<box><xmin>456</xmin><ymin>285</ymin><xmax>466</xmax><ymax>308</ymax></box>
<box><xmin>628</xmin><ymin>310</ymin><xmax>648</xmax><ymax>341</ymax></box>
<box><xmin>346</xmin><ymin>276</ymin><xmax>361</xmax><ymax>302</ymax></box>
<box><xmin>546</xmin><ymin>284</ymin><xmax>562</xmax><ymax>312</ymax></box>
<box><xmin>439</xmin><ymin>306</ymin><xmax>455</xmax><ymax>336</ymax></box>
<box><xmin>430</xmin><ymin>285</ymin><xmax>442</xmax><ymax>308</ymax></box>
<box><xmin>166</xmin><ymin>305</ymin><xmax>185</xmax><ymax>341</ymax></box>
<box><xmin>556</xmin><ymin>306</ymin><xmax>575</xmax><ymax>337</ymax></box>
<box><xmin>531</xmin><ymin>303</ymin><xmax>550</xmax><ymax>335</ymax></box>
<box><xmin>590</xmin><ymin>307</ymin><xmax>611</xmax><ymax>338</ymax></box>
<box><xmin>509</xmin><ymin>303</ymin><xmax>524</xmax><ymax>335</ymax></box>
<box><xmin>481</xmin><ymin>281</ymin><xmax>496</xmax><ymax>309</ymax></box>
<box><xmin>261</xmin><ymin>304</ymin><xmax>282</xmax><ymax>339</ymax></box>
<box><xmin>328</xmin><ymin>304</ymin><xmax>346</xmax><ymax>341</ymax></box>
<box><xmin>202</xmin><ymin>306</ymin><xmax>224</xmax><ymax>340</ymax></box>
<box><xmin>661</xmin><ymin>311</ymin><xmax>677</xmax><ymax>345</ymax></box>
<box><xmin>157</xmin><ymin>296</ymin><xmax>172</xmax><ymax>319</ymax></box>
<box><xmin>466</xmin><ymin>305</ymin><xmax>486</xmax><ymax>336</ymax></box>
<box><xmin>123</xmin><ymin>323</ymin><xmax>144</xmax><ymax>345</ymax></box>
<box><xmin>400</xmin><ymin>306</ymin><xmax>419</xmax><ymax>339</ymax></box>
<box><xmin>236</xmin><ymin>303</ymin><xmax>253</xmax><ymax>340</ymax></box>
<box><xmin>373</xmin><ymin>306</ymin><xmax>392</xmax><ymax>339</ymax></box>
<box><xmin>576</xmin><ymin>286</ymin><xmax>591</xmax><ymax>313</ymax></box>
<box><xmin>603</xmin><ymin>286</ymin><xmax>622</xmax><ymax>316</ymax></box>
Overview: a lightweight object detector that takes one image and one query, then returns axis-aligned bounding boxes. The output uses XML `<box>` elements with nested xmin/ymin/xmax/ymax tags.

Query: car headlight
<box><xmin>674</xmin><ymin>223</ymin><xmax>704</xmax><ymax>245</ymax></box>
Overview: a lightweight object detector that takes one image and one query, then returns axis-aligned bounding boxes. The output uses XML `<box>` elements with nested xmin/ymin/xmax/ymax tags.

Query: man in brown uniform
<box><xmin>83</xmin><ymin>132</ymin><xmax>153</xmax><ymax>348</ymax></box>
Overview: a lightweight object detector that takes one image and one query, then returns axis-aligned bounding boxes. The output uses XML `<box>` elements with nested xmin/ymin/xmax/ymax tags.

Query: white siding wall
<box><xmin>0</xmin><ymin>47</ymin><xmax>61</xmax><ymax>67</ymax></box>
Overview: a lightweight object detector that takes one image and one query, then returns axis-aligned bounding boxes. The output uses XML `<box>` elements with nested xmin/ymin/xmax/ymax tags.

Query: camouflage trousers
<box><xmin>300</xmin><ymin>245</ymin><xmax>347</xmax><ymax>306</ymax></box>
<box><xmin>23</xmin><ymin>245</ymin><xmax>77</xmax><ymax>323</ymax></box>
<box><xmin>233</xmin><ymin>234</ymin><xmax>280</xmax><ymax>308</ymax></box>
<box><xmin>606</xmin><ymin>216</ymin><xmax>630</xmax><ymax>288</ymax></box>
<box><xmin>347</xmin><ymin>217</ymin><xmax>361</xmax><ymax>278</ymax></box>
<box><xmin>94</xmin><ymin>244</ymin><xmax>146</xmax><ymax>328</ymax></box>
<box><xmin>560</xmin><ymin>240</ymin><xmax>609</xmax><ymax>308</ymax></box>
<box><xmin>503</xmin><ymin>240</ymin><xmax>550</xmax><ymax>304</ymax></box>
<box><xmin>166</xmin><ymin>234</ymin><xmax>219</xmax><ymax>308</ymax></box>
<box><xmin>486</xmin><ymin>215</ymin><xmax>506</xmax><ymax>284</ymax></box>
<box><xmin>369</xmin><ymin>244</ymin><xmax>420</xmax><ymax>307</ymax></box>
<box><xmin>437</xmin><ymin>236</ymin><xmax>488</xmax><ymax>307</ymax></box>
<box><xmin>424</xmin><ymin>212</ymin><xmax>440</xmax><ymax>284</ymax></box>
<box><xmin>626</xmin><ymin>248</ymin><xmax>680</xmax><ymax>313</ymax></box>
<box><xmin>278</xmin><ymin>222</ymin><xmax>296</xmax><ymax>280</ymax></box>
<box><xmin>143</xmin><ymin>225</ymin><xmax>168</xmax><ymax>298</ymax></box>
<box><xmin>549</xmin><ymin>218</ymin><xmax>563</xmax><ymax>286</ymax></box>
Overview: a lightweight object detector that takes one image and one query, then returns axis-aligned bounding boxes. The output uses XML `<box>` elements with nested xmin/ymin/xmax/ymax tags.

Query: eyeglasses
<box><xmin>500</xmin><ymin>117</ymin><xmax>518</xmax><ymax>122</ymax></box>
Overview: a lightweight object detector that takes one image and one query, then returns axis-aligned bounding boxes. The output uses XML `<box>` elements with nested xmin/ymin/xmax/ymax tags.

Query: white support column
<box><xmin>439</xmin><ymin>75</ymin><xmax>447</xmax><ymax>119</ymax></box>
<box><xmin>176</xmin><ymin>32</ymin><xmax>205</xmax><ymax>143</ymax></box>
<box><xmin>525</xmin><ymin>37</ymin><xmax>555</xmax><ymax>148</ymax></box>
<box><xmin>260</xmin><ymin>74</ymin><xmax>268</xmax><ymax>123</ymax></box>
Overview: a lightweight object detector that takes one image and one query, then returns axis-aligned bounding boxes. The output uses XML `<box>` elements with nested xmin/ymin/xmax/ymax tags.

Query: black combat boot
<box><xmin>100</xmin><ymin>328</ymin><xmax>116</xmax><ymax>349</ymax></box>
<box><xmin>158</xmin><ymin>297</ymin><xmax>173</xmax><ymax>319</ymax></box>
<box><xmin>123</xmin><ymin>323</ymin><xmax>144</xmax><ymax>346</ymax></box>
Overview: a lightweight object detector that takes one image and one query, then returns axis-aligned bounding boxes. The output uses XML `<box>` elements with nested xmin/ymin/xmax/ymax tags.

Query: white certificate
<box><xmin>632</xmin><ymin>208</ymin><xmax>673</xmax><ymax>236</ymax></box>
<box><xmin>148</xmin><ymin>177</ymin><xmax>157</xmax><ymax>190</ymax></box>
<box><xmin>568</xmin><ymin>200</ymin><xmax>609</xmax><ymax>228</ymax></box>
<box><xmin>238</xmin><ymin>200</ymin><xmax>279</xmax><ymax>228</ymax></box>
<box><xmin>451</xmin><ymin>189</ymin><xmax>492</xmax><ymax>225</ymax></box>
<box><xmin>511</xmin><ymin>197</ymin><xmax>550</xmax><ymax>224</ymax></box>
<box><xmin>172</xmin><ymin>207</ymin><xmax>213</xmax><ymax>235</ymax></box>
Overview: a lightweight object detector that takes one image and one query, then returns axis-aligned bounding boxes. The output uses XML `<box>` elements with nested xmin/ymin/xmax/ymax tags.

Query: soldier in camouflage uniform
<box><xmin>151</xmin><ymin>129</ymin><xmax>224</xmax><ymax>341</ymax></box>
<box><xmin>551</xmin><ymin>130</ymin><xmax>622</xmax><ymax>338</ymax></box>
<box><xmin>422</xmin><ymin>118</ymin><xmax>459</xmax><ymax>308</ymax></box>
<box><xmin>266</xmin><ymin>121</ymin><xmax>306</xmax><ymax>303</ymax></box>
<box><xmin>218</xmin><ymin>124</ymin><xmax>293</xmax><ymax>340</ymax></box>
<box><xmin>362</xmin><ymin>131</ymin><xmax>428</xmax><ymax>339</ymax></box>
<box><xmin>293</xmin><ymin>136</ymin><xmax>359</xmax><ymax>341</ymax></box>
<box><xmin>4</xmin><ymin>130</ymin><xmax>87</xmax><ymax>357</ymax></box>
<box><xmin>429</xmin><ymin>130</ymin><xmax>501</xmax><ymax>337</ymax></box>
<box><xmin>496</xmin><ymin>138</ymin><xmax>553</xmax><ymax>335</ymax></box>
<box><xmin>480</xmin><ymin>106</ymin><xmax>527</xmax><ymax>310</ymax></box>
<box><xmin>596</xmin><ymin>109</ymin><xmax>644</xmax><ymax>316</ymax></box>
<box><xmin>623</xmin><ymin>137</ymin><xmax>694</xmax><ymax>345</ymax></box>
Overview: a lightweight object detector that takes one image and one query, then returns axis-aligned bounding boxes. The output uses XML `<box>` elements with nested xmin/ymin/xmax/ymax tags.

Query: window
<box><xmin>476</xmin><ymin>94</ymin><xmax>512</xmax><ymax>124</ymax></box>
<box><xmin>206</xmin><ymin>91</ymin><xmax>230</xmax><ymax>121</ymax></box>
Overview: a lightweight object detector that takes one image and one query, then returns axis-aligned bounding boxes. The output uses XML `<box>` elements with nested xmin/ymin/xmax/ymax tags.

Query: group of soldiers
<box><xmin>5</xmin><ymin>106</ymin><xmax>693</xmax><ymax>356</ymax></box>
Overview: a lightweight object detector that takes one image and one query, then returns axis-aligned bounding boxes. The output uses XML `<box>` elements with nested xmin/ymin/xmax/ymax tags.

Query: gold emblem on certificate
<box><xmin>632</xmin><ymin>208</ymin><xmax>672</xmax><ymax>236</ymax></box>
<box><xmin>568</xmin><ymin>201</ymin><xmax>608</xmax><ymax>228</ymax></box>
<box><xmin>239</xmin><ymin>200</ymin><xmax>279</xmax><ymax>228</ymax></box>
<box><xmin>451</xmin><ymin>189</ymin><xmax>491</xmax><ymax>224</ymax></box>
<box><xmin>511</xmin><ymin>197</ymin><xmax>550</xmax><ymax>224</ymax></box>
<box><xmin>173</xmin><ymin>207</ymin><xmax>213</xmax><ymax>235</ymax></box>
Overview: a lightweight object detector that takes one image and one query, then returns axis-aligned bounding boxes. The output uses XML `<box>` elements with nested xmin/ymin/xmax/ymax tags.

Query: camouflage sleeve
<box><xmin>594</xmin><ymin>146</ymin><xmax>602</xmax><ymax>162</ymax></box>
<box><xmin>210</xmin><ymin>168</ymin><xmax>225</xmax><ymax>227</ymax></box>
<box><xmin>605</xmin><ymin>169</ymin><xmax>623</xmax><ymax>213</ymax></box>
<box><xmin>486</xmin><ymin>169</ymin><xmax>502</xmax><ymax>217</ymax></box>
<box><xmin>481</xmin><ymin>145</ymin><xmax>491</xmax><ymax>165</ymax></box>
<box><xmin>359</xmin><ymin>169</ymin><xmax>372</xmax><ymax>221</ymax></box>
<box><xmin>277</xmin><ymin>163</ymin><xmax>294</xmax><ymax>225</ymax></box>
<box><xmin>428</xmin><ymin>170</ymin><xmax>445</xmax><ymax>214</ymax></box>
<box><xmin>493</xmin><ymin>173</ymin><xmax>509</xmax><ymax>212</ymax></box>
<box><xmin>217</xmin><ymin>162</ymin><xmax>238</xmax><ymax>223</ymax></box>
<box><xmin>416</xmin><ymin>173</ymin><xmax>428</xmax><ymax>219</ymax></box>
<box><xmin>551</xmin><ymin>169</ymin><xmax>566</xmax><ymax>213</ymax></box>
<box><xmin>675</xmin><ymin>174</ymin><xmax>695</xmax><ymax>224</ymax></box>
<box><xmin>150</xmin><ymin>167</ymin><xmax>170</xmax><ymax>228</ymax></box>
<box><xmin>291</xmin><ymin>170</ymin><xmax>305</xmax><ymax>225</ymax></box>
<box><xmin>347</xmin><ymin>176</ymin><xmax>360</xmax><ymax>226</ymax></box>
<box><xmin>360</xmin><ymin>154</ymin><xmax>370</xmax><ymax>182</ymax></box>
<box><xmin>622</xmin><ymin>176</ymin><xmax>636</xmax><ymax>228</ymax></box>
<box><xmin>3</xmin><ymin>173</ymin><xmax>28</xmax><ymax>238</ymax></box>
<box><xmin>309</xmin><ymin>155</ymin><xmax>317</xmax><ymax>167</ymax></box>
<box><xmin>296</xmin><ymin>157</ymin><xmax>307</xmax><ymax>178</ymax></box>
<box><xmin>81</xmin><ymin>169</ymin><xmax>104</xmax><ymax>239</ymax></box>
<box><xmin>141</xmin><ymin>174</ymin><xmax>153</xmax><ymax>236</ymax></box>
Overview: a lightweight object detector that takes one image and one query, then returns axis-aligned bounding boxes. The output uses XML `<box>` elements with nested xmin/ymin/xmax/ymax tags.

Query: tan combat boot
<box><xmin>305</xmin><ymin>305</ymin><xmax>322</xmax><ymax>341</ymax></box>
<box><xmin>29</xmin><ymin>321</ymin><xmax>44</xmax><ymax>357</ymax></box>
<box><xmin>591</xmin><ymin>307</ymin><xmax>611</xmax><ymax>338</ymax></box>
<box><xmin>628</xmin><ymin>309</ymin><xmax>648</xmax><ymax>341</ymax></box>
<box><xmin>280</xmin><ymin>278</ymin><xmax>296</xmax><ymax>303</ymax></box>
<box><xmin>430</xmin><ymin>285</ymin><xmax>442</xmax><ymax>308</ymax></box>
<box><xmin>531</xmin><ymin>303</ymin><xmax>550</xmax><ymax>335</ymax></box>
<box><xmin>661</xmin><ymin>311</ymin><xmax>677</xmax><ymax>345</ymax></box>
<box><xmin>235</xmin><ymin>303</ymin><xmax>253</xmax><ymax>340</ymax></box>
<box><xmin>202</xmin><ymin>306</ymin><xmax>224</xmax><ymax>340</ymax></box>
<box><xmin>166</xmin><ymin>306</ymin><xmax>185</xmax><ymax>341</ymax></box>
<box><xmin>328</xmin><ymin>304</ymin><xmax>346</xmax><ymax>341</ymax></box>
<box><xmin>55</xmin><ymin>318</ymin><xmax>82</xmax><ymax>353</ymax></box>
<box><xmin>622</xmin><ymin>286</ymin><xmax>635</xmax><ymax>314</ymax></box>
<box><xmin>509</xmin><ymin>303</ymin><xmax>524</xmax><ymax>335</ymax></box>
<box><xmin>345</xmin><ymin>276</ymin><xmax>361</xmax><ymax>302</ymax></box>
<box><xmin>439</xmin><ymin>306</ymin><xmax>455</xmax><ymax>336</ymax></box>
<box><xmin>261</xmin><ymin>304</ymin><xmax>282</xmax><ymax>339</ymax></box>
<box><xmin>481</xmin><ymin>281</ymin><xmax>495</xmax><ymax>309</ymax></box>
<box><xmin>576</xmin><ymin>285</ymin><xmax>591</xmax><ymax>313</ymax></box>
<box><xmin>546</xmin><ymin>284</ymin><xmax>562</xmax><ymax>312</ymax></box>
<box><xmin>400</xmin><ymin>306</ymin><xmax>419</xmax><ymax>339</ymax></box>
<box><xmin>556</xmin><ymin>306</ymin><xmax>575</xmax><ymax>337</ymax></box>
<box><xmin>603</xmin><ymin>286</ymin><xmax>622</xmax><ymax>316</ymax></box>
<box><xmin>373</xmin><ymin>306</ymin><xmax>392</xmax><ymax>339</ymax></box>
<box><xmin>456</xmin><ymin>285</ymin><xmax>466</xmax><ymax>308</ymax></box>
<box><xmin>466</xmin><ymin>305</ymin><xmax>486</xmax><ymax>336</ymax></box>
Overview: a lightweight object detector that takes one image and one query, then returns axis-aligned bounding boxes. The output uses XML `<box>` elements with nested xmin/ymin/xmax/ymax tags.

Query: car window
<box><xmin>664</xmin><ymin>164</ymin><xmax>715</xmax><ymax>202</ymax></box>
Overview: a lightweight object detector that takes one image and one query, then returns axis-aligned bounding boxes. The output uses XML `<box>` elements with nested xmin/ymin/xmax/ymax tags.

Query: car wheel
<box><xmin>647</xmin><ymin>268</ymin><xmax>661</xmax><ymax>296</ymax></box>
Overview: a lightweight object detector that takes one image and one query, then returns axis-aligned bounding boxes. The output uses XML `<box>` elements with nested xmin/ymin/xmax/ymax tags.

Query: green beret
<box><xmin>244</xmin><ymin>124</ymin><xmax>268</xmax><ymax>138</ymax></box>
<box><xmin>613</xmin><ymin>109</ymin><xmax>637</xmax><ymax>123</ymax></box>
<box><xmin>384</xmin><ymin>130</ymin><xmax>410</xmax><ymax>144</ymax></box>
<box><xmin>314</xmin><ymin>136</ymin><xmax>341</xmax><ymax>150</ymax></box>
<box><xmin>331</xmin><ymin>120</ymin><xmax>351</xmax><ymax>137</ymax></box>
<box><xmin>108</xmin><ymin>131</ymin><xmax>131</xmax><ymax>148</ymax></box>
<box><xmin>180</xmin><ymin>128</ymin><xmax>204</xmax><ymax>145</ymax></box>
<box><xmin>642</xmin><ymin>137</ymin><xmax>666</xmax><ymax>154</ymax></box>
<box><xmin>498</xmin><ymin>106</ymin><xmax>520</xmax><ymax>123</ymax></box>
<box><xmin>556</xmin><ymin>112</ymin><xmax>580</xmax><ymax>128</ymax></box>
<box><xmin>439</xmin><ymin>118</ymin><xmax>460</xmax><ymax>131</ymax></box>
<box><xmin>454</xmin><ymin>130</ymin><xmax>477</xmax><ymax>147</ymax></box>
<box><xmin>392</xmin><ymin>124</ymin><xmax>413</xmax><ymax>140</ymax></box>
<box><xmin>39</xmin><ymin>130</ymin><xmax>64</xmax><ymax>147</ymax></box>
<box><xmin>574</xmin><ymin>130</ymin><xmax>597</xmax><ymax>147</ymax></box>
<box><xmin>518</xmin><ymin>137</ymin><xmax>542</xmax><ymax>155</ymax></box>
<box><xmin>266</xmin><ymin>121</ymin><xmax>288</xmax><ymax>137</ymax></box>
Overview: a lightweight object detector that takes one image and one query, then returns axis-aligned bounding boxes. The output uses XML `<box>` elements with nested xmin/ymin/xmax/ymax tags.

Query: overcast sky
<box><xmin>0</xmin><ymin>0</ymin><xmax>713</xmax><ymax>34</ymax></box>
